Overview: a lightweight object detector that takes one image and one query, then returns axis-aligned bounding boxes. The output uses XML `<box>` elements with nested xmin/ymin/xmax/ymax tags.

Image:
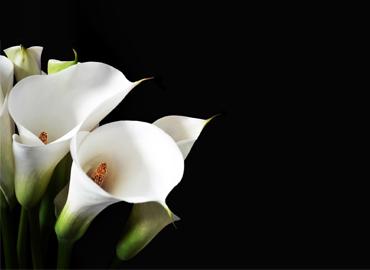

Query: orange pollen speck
<box><xmin>89</xmin><ymin>162</ymin><xmax>107</xmax><ymax>186</ymax></box>
<box><xmin>38</xmin><ymin>131</ymin><xmax>48</xmax><ymax>144</ymax></box>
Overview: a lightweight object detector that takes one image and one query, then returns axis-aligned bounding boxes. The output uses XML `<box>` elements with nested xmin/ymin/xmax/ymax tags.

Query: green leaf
<box><xmin>48</xmin><ymin>49</ymin><xmax>78</xmax><ymax>74</ymax></box>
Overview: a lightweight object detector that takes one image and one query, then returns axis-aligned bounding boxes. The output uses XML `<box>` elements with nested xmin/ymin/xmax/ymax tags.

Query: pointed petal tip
<box><xmin>134</xmin><ymin>76</ymin><xmax>154</xmax><ymax>86</ymax></box>
<box><xmin>159</xmin><ymin>201</ymin><xmax>180</xmax><ymax>224</ymax></box>
<box><xmin>171</xmin><ymin>213</ymin><xmax>181</xmax><ymax>229</ymax></box>
<box><xmin>205</xmin><ymin>113</ymin><xmax>222</xmax><ymax>126</ymax></box>
<box><xmin>72</xmin><ymin>48</ymin><xmax>78</xmax><ymax>62</ymax></box>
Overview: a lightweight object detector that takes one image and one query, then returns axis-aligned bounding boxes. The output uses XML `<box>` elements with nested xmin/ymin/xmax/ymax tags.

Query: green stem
<box><xmin>39</xmin><ymin>186</ymin><xmax>55</xmax><ymax>255</ymax></box>
<box><xmin>17</xmin><ymin>207</ymin><xmax>29</xmax><ymax>268</ymax></box>
<box><xmin>0</xmin><ymin>192</ymin><xmax>18</xmax><ymax>269</ymax></box>
<box><xmin>57</xmin><ymin>239</ymin><xmax>74</xmax><ymax>269</ymax></box>
<box><xmin>39</xmin><ymin>154</ymin><xmax>72</xmax><ymax>254</ymax></box>
<box><xmin>110</xmin><ymin>255</ymin><xmax>123</xmax><ymax>269</ymax></box>
<box><xmin>28</xmin><ymin>206</ymin><xmax>43</xmax><ymax>269</ymax></box>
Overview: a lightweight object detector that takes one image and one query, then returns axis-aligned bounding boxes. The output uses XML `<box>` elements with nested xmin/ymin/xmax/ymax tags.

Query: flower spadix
<box><xmin>4</xmin><ymin>45</ymin><xmax>43</xmax><ymax>81</ymax></box>
<box><xmin>115</xmin><ymin>115</ymin><xmax>212</xmax><ymax>260</ymax></box>
<box><xmin>8</xmin><ymin>62</ymin><xmax>145</xmax><ymax>208</ymax></box>
<box><xmin>0</xmin><ymin>56</ymin><xmax>15</xmax><ymax>205</ymax></box>
<box><xmin>55</xmin><ymin>121</ymin><xmax>184</xmax><ymax>243</ymax></box>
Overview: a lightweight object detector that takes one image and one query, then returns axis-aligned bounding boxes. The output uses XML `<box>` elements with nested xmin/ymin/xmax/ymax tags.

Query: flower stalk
<box><xmin>39</xmin><ymin>154</ymin><xmax>72</xmax><ymax>253</ymax></box>
<box><xmin>17</xmin><ymin>207</ymin><xmax>29</xmax><ymax>268</ymax></box>
<box><xmin>57</xmin><ymin>239</ymin><xmax>74</xmax><ymax>269</ymax></box>
<box><xmin>27</xmin><ymin>205</ymin><xmax>43</xmax><ymax>269</ymax></box>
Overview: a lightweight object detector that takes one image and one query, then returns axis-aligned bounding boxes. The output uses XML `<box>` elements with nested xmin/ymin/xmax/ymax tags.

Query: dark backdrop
<box><xmin>1</xmin><ymin>1</ymin><xmax>368</xmax><ymax>269</ymax></box>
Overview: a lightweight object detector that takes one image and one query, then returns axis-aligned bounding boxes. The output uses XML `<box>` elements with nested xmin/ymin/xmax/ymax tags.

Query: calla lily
<box><xmin>4</xmin><ymin>45</ymin><xmax>43</xmax><ymax>81</ymax></box>
<box><xmin>55</xmin><ymin>121</ymin><xmax>184</xmax><ymax>243</ymax></box>
<box><xmin>115</xmin><ymin>115</ymin><xmax>211</xmax><ymax>260</ymax></box>
<box><xmin>0</xmin><ymin>55</ymin><xmax>15</xmax><ymax>206</ymax></box>
<box><xmin>8</xmin><ymin>62</ymin><xmax>146</xmax><ymax>208</ymax></box>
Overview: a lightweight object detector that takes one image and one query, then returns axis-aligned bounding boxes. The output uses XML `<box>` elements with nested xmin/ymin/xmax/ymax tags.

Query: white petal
<box><xmin>55</xmin><ymin>121</ymin><xmax>184</xmax><ymax>241</ymax></box>
<box><xmin>176</xmin><ymin>138</ymin><xmax>198</xmax><ymax>159</ymax></box>
<box><xmin>13</xmin><ymin>134</ymin><xmax>69</xmax><ymax>207</ymax></box>
<box><xmin>75</xmin><ymin>121</ymin><xmax>184</xmax><ymax>203</ymax></box>
<box><xmin>153</xmin><ymin>115</ymin><xmax>209</xmax><ymax>159</ymax></box>
<box><xmin>0</xmin><ymin>55</ymin><xmax>14</xmax><ymax>100</ymax></box>
<box><xmin>0</xmin><ymin>98</ymin><xmax>15</xmax><ymax>205</ymax></box>
<box><xmin>4</xmin><ymin>45</ymin><xmax>43</xmax><ymax>81</ymax></box>
<box><xmin>116</xmin><ymin>202</ymin><xmax>180</xmax><ymax>260</ymax></box>
<box><xmin>8</xmin><ymin>62</ymin><xmax>138</xmax><ymax>144</ymax></box>
<box><xmin>0</xmin><ymin>56</ymin><xmax>14</xmax><ymax>205</ymax></box>
<box><xmin>27</xmin><ymin>46</ymin><xmax>43</xmax><ymax>69</ymax></box>
<box><xmin>116</xmin><ymin>116</ymin><xmax>216</xmax><ymax>258</ymax></box>
<box><xmin>0</xmin><ymin>90</ymin><xmax>3</xmax><ymax>113</ymax></box>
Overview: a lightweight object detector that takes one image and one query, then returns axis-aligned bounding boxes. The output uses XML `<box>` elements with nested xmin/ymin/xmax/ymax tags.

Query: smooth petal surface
<box><xmin>0</xmin><ymin>56</ymin><xmax>14</xmax><ymax>100</ymax></box>
<box><xmin>4</xmin><ymin>45</ymin><xmax>43</xmax><ymax>81</ymax></box>
<box><xmin>8</xmin><ymin>62</ymin><xmax>138</xmax><ymax>144</ymax></box>
<box><xmin>13</xmin><ymin>135</ymin><xmax>69</xmax><ymax>207</ymax></box>
<box><xmin>55</xmin><ymin>121</ymin><xmax>184</xmax><ymax>242</ymax></box>
<box><xmin>0</xmin><ymin>56</ymin><xmax>15</xmax><ymax>205</ymax></box>
<box><xmin>116</xmin><ymin>115</ymin><xmax>214</xmax><ymax>259</ymax></box>
<box><xmin>0</xmin><ymin>98</ymin><xmax>15</xmax><ymax>205</ymax></box>
<box><xmin>153</xmin><ymin>115</ymin><xmax>209</xmax><ymax>159</ymax></box>
<box><xmin>8</xmin><ymin>62</ymin><xmax>140</xmax><ymax>208</ymax></box>
<box><xmin>116</xmin><ymin>202</ymin><xmax>179</xmax><ymax>260</ymax></box>
<box><xmin>48</xmin><ymin>49</ymin><xmax>78</xmax><ymax>74</ymax></box>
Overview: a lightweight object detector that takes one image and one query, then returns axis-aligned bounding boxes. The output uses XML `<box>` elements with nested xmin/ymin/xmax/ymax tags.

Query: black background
<box><xmin>1</xmin><ymin>1</ymin><xmax>368</xmax><ymax>269</ymax></box>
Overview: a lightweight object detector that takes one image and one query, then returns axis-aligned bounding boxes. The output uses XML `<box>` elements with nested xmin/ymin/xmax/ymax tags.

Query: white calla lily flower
<box><xmin>4</xmin><ymin>45</ymin><xmax>43</xmax><ymax>81</ymax></box>
<box><xmin>8</xmin><ymin>62</ymin><xmax>146</xmax><ymax>208</ymax></box>
<box><xmin>0</xmin><ymin>56</ymin><xmax>15</xmax><ymax>205</ymax></box>
<box><xmin>116</xmin><ymin>115</ymin><xmax>212</xmax><ymax>260</ymax></box>
<box><xmin>55</xmin><ymin>121</ymin><xmax>184</xmax><ymax>242</ymax></box>
<box><xmin>154</xmin><ymin>115</ymin><xmax>211</xmax><ymax>159</ymax></box>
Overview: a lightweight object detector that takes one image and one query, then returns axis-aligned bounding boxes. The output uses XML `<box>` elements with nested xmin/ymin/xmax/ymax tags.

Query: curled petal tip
<box><xmin>134</xmin><ymin>76</ymin><xmax>154</xmax><ymax>86</ymax></box>
<box><xmin>205</xmin><ymin>113</ymin><xmax>222</xmax><ymax>126</ymax></box>
<box><xmin>159</xmin><ymin>201</ymin><xmax>180</xmax><ymax>225</ymax></box>
<box><xmin>159</xmin><ymin>201</ymin><xmax>172</xmax><ymax>218</ymax></box>
<box><xmin>47</xmin><ymin>48</ymin><xmax>78</xmax><ymax>74</ymax></box>
<box><xmin>143</xmin><ymin>76</ymin><xmax>155</xmax><ymax>81</ymax></box>
<box><xmin>72</xmin><ymin>49</ymin><xmax>78</xmax><ymax>62</ymax></box>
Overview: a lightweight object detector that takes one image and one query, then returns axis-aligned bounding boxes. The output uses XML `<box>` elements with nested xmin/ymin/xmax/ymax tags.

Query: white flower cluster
<box><xmin>0</xmin><ymin>45</ymin><xmax>214</xmax><ymax>268</ymax></box>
